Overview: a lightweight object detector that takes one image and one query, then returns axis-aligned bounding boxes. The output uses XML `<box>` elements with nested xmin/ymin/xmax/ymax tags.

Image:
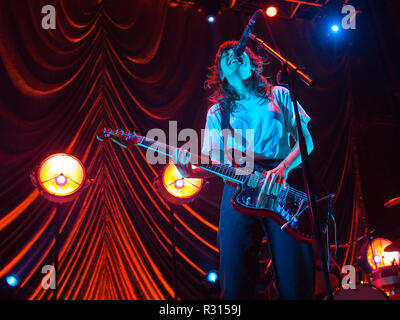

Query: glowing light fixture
<box><xmin>373</xmin><ymin>255</ymin><xmax>382</xmax><ymax>264</ymax></box>
<box><xmin>29</xmin><ymin>153</ymin><xmax>89</xmax><ymax>300</ymax></box>
<box><xmin>331</xmin><ymin>25</ymin><xmax>339</xmax><ymax>32</ymax></box>
<box><xmin>266</xmin><ymin>6</ymin><xmax>277</xmax><ymax>17</ymax></box>
<box><xmin>206</xmin><ymin>271</ymin><xmax>218</xmax><ymax>283</ymax></box>
<box><xmin>30</xmin><ymin>153</ymin><xmax>87</xmax><ymax>203</ymax></box>
<box><xmin>5</xmin><ymin>274</ymin><xmax>19</xmax><ymax>287</ymax></box>
<box><xmin>156</xmin><ymin>163</ymin><xmax>203</xmax><ymax>205</ymax></box>
<box><xmin>367</xmin><ymin>238</ymin><xmax>399</xmax><ymax>270</ymax></box>
<box><xmin>55</xmin><ymin>174</ymin><xmax>67</xmax><ymax>187</ymax></box>
<box><xmin>207</xmin><ymin>15</ymin><xmax>215</xmax><ymax>23</ymax></box>
<box><xmin>174</xmin><ymin>178</ymin><xmax>185</xmax><ymax>189</ymax></box>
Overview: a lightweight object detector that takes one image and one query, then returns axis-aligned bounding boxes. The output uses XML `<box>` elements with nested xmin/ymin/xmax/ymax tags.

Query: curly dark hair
<box><xmin>205</xmin><ymin>41</ymin><xmax>272</xmax><ymax>113</ymax></box>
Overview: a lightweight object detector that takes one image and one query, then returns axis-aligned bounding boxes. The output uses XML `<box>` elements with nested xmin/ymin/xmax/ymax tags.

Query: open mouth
<box><xmin>227</xmin><ymin>56</ymin><xmax>239</xmax><ymax>66</ymax></box>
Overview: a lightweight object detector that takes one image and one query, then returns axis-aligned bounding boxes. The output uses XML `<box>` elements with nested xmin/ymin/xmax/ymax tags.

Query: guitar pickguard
<box><xmin>235</xmin><ymin>183</ymin><xmax>304</xmax><ymax>232</ymax></box>
<box><xmin>231</xmin><ymin>168</ymin><xmax>334</xmax><ymax>243</ymax></box>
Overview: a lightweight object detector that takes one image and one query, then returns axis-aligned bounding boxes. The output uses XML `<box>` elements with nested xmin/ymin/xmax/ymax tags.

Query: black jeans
<box><xmin>218</xmin><ymin>182</ymin><xmax>316</xmax><ymax>300</ymax></box>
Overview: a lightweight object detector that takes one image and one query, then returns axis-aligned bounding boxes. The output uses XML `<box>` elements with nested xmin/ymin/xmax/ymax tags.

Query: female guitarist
<box><xmin>174</xmin><ymin>41</ymin><xmax>315</xmax><ymax>300</ymax></box>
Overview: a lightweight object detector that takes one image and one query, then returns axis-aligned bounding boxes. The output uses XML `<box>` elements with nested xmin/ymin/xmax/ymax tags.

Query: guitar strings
<box><xmin>288</xmin><ymin>188</ymin><xmax>307</xmax><ymax>197</ymax></box>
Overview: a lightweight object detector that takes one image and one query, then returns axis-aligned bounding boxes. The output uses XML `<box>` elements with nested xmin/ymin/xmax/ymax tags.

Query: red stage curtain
<box><xmin>0</xmin><ymin>0</ymin><xmax>399</xmax><ymax>299</ymax></box>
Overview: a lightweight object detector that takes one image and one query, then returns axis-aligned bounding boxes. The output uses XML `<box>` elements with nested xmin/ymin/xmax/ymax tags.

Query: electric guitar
<box><xmin>97</xmin><ymin>128</ymin><xmax>334</xmax><ymax>243</ymax></box>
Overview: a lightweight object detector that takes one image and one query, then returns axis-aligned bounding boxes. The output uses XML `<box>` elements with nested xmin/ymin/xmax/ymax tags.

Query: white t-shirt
<box><xmin>201</xmin><ymin>86</ymin><xmax>310</xmax><ymax>161</ymax></box>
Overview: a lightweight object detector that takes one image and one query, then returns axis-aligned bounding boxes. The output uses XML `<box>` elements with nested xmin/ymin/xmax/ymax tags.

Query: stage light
<box><xmin>266</xmin><ymin>6</ymin><xmax>277</xmax><ymax>17</ymax></box>
<box><xmin>360</xmin><ymin>238</ymin><xmax>400</xmax><ymax>299</ymax></box>
<box><xmin>373</xmin><ymin>255</ymin><xmax>382</xmax><ymax>264</ymax></box>
<box><xmin>206</xmin><ymin>271</ymin><xmax>218</xmax><ymax>283</ymax></box>
<box><xmin>366</xmin><ymin>238</ymin><xmax>399</xmax><ymax>270</ymax></box>
<box><xmin>155</xmin><ymin>163</ymin><xmax>203</xmax><ymax>205</ymax></box>
<box><xmin>5</xmin><ymin>274</ymin><xmax>19</xmax><ymax>287</ymax></box>
<box><xmin>331</xmin><ymin>25</ymin><xmax>339</xmax><ymax>32</ymax></box>
<box><xmin>30</xmin><ymin>153</ymin><xmax>88</xmax><ymax>203</ymax></box>
<box><xmin>358</xmin><ymin>237</ymin><xmax>400</xmax><ymax>274</ymax></box>
<box><xmin>29</xmin><ymin>153</ymin><xmax>90</xmax><ymax>300</ymax></box>
<box><xmin>174</xmin><ymin>178</ymin><xmax>185</xmax><ymax>189</ymax></box>
<box><xmin>207</xmin><ymin>15</ymin><xmax>215</xmax><ymax>23</ymax></box>
<box><xmin>55</xmin><ymin>174</ymin><xmax>67</xmax><ymax>186</ymax></box>
<box><xmin>168</xmin><ymin>0</ymin><xmax>179</xmax><ymax>7</ymax></box>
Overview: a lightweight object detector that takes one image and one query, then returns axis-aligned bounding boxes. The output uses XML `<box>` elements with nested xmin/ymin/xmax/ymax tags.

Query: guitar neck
<box><xmin>136</xmin><ymin>135</ymin><xmax>248</xmax><ymax>184</ymax></box>
<box><xmin>99</xmin><ymin>128</ymin><xmax>309</xmax><ymax>204</ymax></box>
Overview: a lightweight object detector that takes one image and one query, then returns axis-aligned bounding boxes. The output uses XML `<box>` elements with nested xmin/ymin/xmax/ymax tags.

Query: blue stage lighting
<box><xmin>207</xmin><ymin>271</ymin><xmax>218</xmax><ymax>283</ymax></box>
<box><xmin>5</xmin><ymin>274</ymin><xmax>19</xmax><ymax>287</ymax></box>
<box><xmin>331</xmin><ymin>25</ymin><xmax>339</xmax><ymax>32</ymax></box>
<box><xmin>207</xmin><ymin>15</ymin><xmax>215</xmax><ymax>23</ymax></box>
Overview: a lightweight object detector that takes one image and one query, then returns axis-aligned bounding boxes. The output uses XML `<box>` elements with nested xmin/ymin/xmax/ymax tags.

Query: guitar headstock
<box><xmin>96</xmin><ymin>128</ymin><xmax>142</xmax><ymax>148</ymax></box>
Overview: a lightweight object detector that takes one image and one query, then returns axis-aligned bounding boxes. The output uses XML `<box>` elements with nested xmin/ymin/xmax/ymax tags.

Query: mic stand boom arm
<box><xmin>250</xmin><ymin>34</ymin><xmax>334</xmax><ymax>300</ymax></box>
<box><xmin>250</xmin><ymin>35</ymin><xmax>312</xmax><ymax>86</ymax></box>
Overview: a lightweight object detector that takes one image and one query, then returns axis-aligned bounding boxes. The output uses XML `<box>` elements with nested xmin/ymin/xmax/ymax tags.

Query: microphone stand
<box><xmin>169</xmin><ymin>204</ymin><xmax>177</xmax><ymax>300</ymax></box>
<box><xmin>250</xmin><ymin>34</ymin><xmax>334</xmax><ymax>300</ymax></box>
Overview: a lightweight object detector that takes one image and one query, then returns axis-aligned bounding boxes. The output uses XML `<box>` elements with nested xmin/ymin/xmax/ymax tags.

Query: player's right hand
<box><xmin>173</xmin><ymin>148</ymin><xmax>192</xmax><ymax>178</ymax></box>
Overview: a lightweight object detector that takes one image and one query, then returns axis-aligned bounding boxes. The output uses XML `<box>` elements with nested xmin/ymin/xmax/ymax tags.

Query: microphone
<box><xmin>234</xmin><ymin>10</ymin><xmax>263</xmax><ymax>60</ymax></box>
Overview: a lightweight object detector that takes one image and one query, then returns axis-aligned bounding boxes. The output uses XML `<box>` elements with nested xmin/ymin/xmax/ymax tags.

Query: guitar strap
<box><xmin>220</xmin><ymin>109</ymin><xmax>231</xmax><ymax>165</ymax></box>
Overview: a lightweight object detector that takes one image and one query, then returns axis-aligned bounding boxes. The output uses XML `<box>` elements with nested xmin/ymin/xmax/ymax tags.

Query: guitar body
<box><xmin>228</xmin><ymin>162</ymin><xmax>333</xmax><ymax>243</ymax></box>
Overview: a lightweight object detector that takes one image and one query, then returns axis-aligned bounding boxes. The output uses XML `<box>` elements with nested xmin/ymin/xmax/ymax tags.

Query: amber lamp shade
<box><xmin>31</xmin><ymin>153</ymin><xmax>86</xmax><ymax>203</ymax></box>
<box><xmin>366</xmin><ymin>238</ymin><xmax>400</xmax><ymax>270</ymax></box>
<box><xmin>156</xmin><ymin>163</ymin><xmax>203</xmax><ymax>205</ymax></box>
